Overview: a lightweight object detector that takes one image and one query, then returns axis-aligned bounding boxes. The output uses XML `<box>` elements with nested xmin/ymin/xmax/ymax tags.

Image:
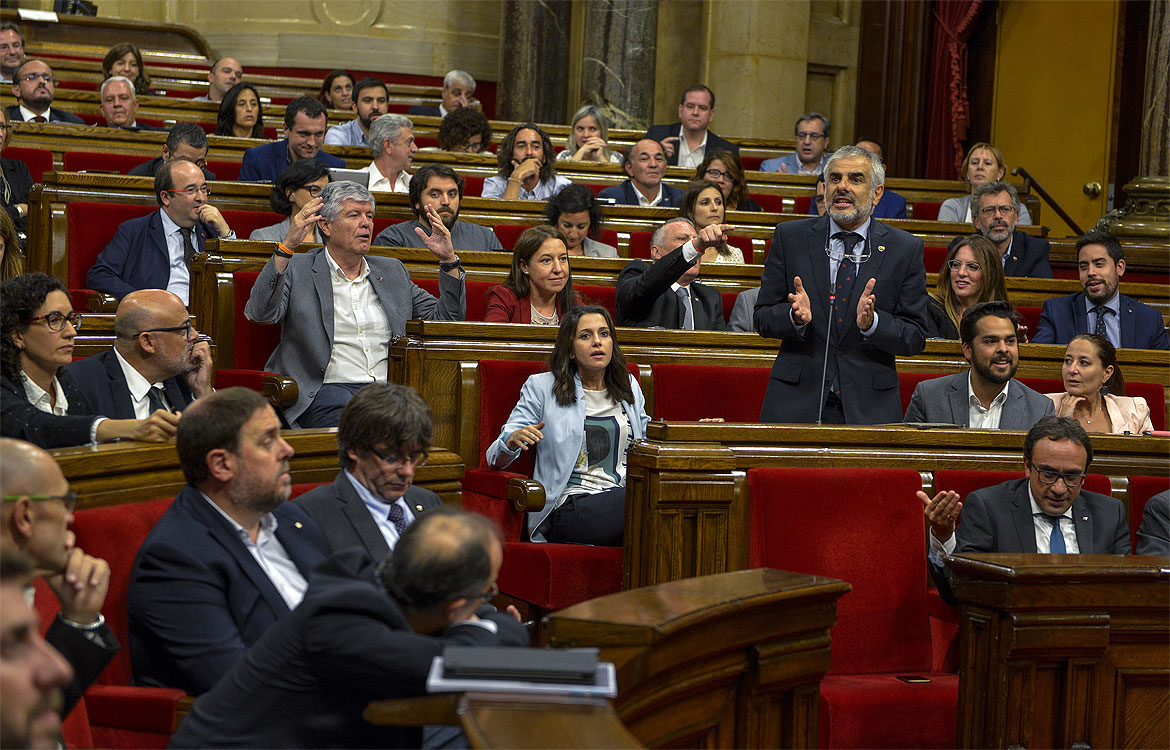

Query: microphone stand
<box><xmin>815</xmin><ymin>244</ymin><xmax>872</xmax><ymax>426</ymax></box>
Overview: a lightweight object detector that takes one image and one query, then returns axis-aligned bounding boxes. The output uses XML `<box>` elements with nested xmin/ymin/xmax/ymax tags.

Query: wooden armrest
<box><xmin>86</xmin><ymin>292</ymin><xmax>119</xmax><ymax>312</ymax></box>
<box><xmin>262</xmin><ymin>373</ymin><xmax>299</xmax><ymax>409</ymax></box>
<box><xmin>507</xmin><ymin>477</ymin><xmax>545</xmax><ymax>513</ymax></box>
<box><xmin>363</xmin><ymin>694</ymin><xmax>460</xmax><ymax>727</ymax></box>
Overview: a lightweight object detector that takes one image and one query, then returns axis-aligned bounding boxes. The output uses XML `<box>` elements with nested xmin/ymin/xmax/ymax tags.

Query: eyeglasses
<box><xmin>139</xmin><ymin>318</ymin><xmax>194</xmax><ymax>338</ymax></box>
<box><xmin>21</xmin><ymin>311</ymin><xmax>81</xmax><ymax>331</ymax></box>
<box><xmin>796</xmin><ymin>131</ymin><xmax>826</xmax><ymax>141</ymax></box>
<box><xmin>462</xmin><ymin>140</ymin><xmax>485</xmax><ymax>153</ymax></box>
<box><xmin>705</xmin><ymin>168</ymin><xmax>733</xmax><ymax>181</ymax></box>
<box><xmin>947</xmin><ymin>260</ymin><xmax>982</xmax><ymax>273</ymax></box>
<box><xmin>2</xmin><ymin>492</ymin><xmax>78</xmax><ymax>512</ymax></box>
<box><xmin>299</xmin><ymin>184</ymin><xmax>324</xmax><ymax>197</ymax></box>
<box><xmin>1028</xmin><ymin>461</ymin><xmax>1086</xmax><ymax>488</ymax></box>
<box><xmin>166</xmin><ymin>185</ymin><xmax>211</xmax><ymax>198</ymax></box>
<box><xmin>978</xmin><ymin>204</ymin><xmax>1015</xmax><ymax>217</ymax></box>
<box><xmin>19</xmin><ymin>72</ymin><xmax>53</xmax><ymax>84</ymax></box>
<box><xmin>369</xmin><ymin>448</ymin><xmax>428</xmax><ymax>469</ymax></box>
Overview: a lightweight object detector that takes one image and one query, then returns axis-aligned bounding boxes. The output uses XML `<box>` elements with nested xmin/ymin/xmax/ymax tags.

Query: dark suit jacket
<box><xmin>5</xmin><ymin>104</ymin><xmax>84</xmax><ymax>124</ymax></box>
<box><xmin>903</xmin><ymin>371</ymin><xmax>1056</xmax><ymax>428</ymax></box>
<box><xmin>294</xmin><ymin>471</ymin><xmax>442</xmax><ymax>559</ymax></box>
<box><xmin>596</xmin><ymin>179</ymin><xmax>684</xmax><ymax>208</ymax></box>
<box><xmin>617</xmin><ymin>246</ymin><xmax>727</xmax><ymax>330</ymax></box>
<box><xmin>925</xmin><ymin>296</ymin><xmax>959</xmax><ymax>340</ymax></box>
<box><xmin>169</xmin><ymin>549</ymin><xmax>529</xmax><ymax>749</ymax></box>
<box><xmin>86</xmin><ymin>210</ymin><xmax>219</xmax><ymax>301</ymax></box>
<box><xmin>127</xmin><ymin>155</ymin><xmax>217</xmax><ymax>181</ymax></box>
<box><xmin>1136</xmin><ymin>491</ymin><xmax>1170</xmax><ymax>555</ymax></box>
<box><xmin>754</xmin><ymin>216</ymin><xmax>929</xmax><ymax>424</ymax></box>
<box><xmin>2</xmin><ymin>156</ymin><xmax>34</xmax><ymax>233</ymax></box>
<box><xmin>0</xmin><ymin>372</ymin><xmax>99</xmax><ymax>448</ymax></box>
<box><xmin>62</xmin><ymin>349</ymin><xmax>195</xmax><ymax>419</ymax></box>
<box><xmin>406</xmin><ymin>105</ymin><xmax>441</xmax><ymax>117</ymax></box>
<box><xmin>643</xmin><ymin>123</ymin><xmax>739</xmax><ymax>167</ymax></box>
<box><xmin>951</xmin><ymin>230</ymin><xmax>1052</xmax><ymax>278</ymax></box>
<box><xmin>110</xmin><ymin>122</ymin><xmax>167</xmax><ymax>132</ymax></box>
<box><xmin>238</xmin><ymin>139</ymin><xmax>345</xmax><ymax>182</ymax></box>
<box><xmin>1031</xmin><ymin>292</ymin><xmax>1169</xmax><ymax>350</ymax></box>
<box><xmin>44</xmin><ymin>615</ymin><xmax>119</xmax><ymax>717</ymax></box>
<box><xmin>127</xmin><ymin>485</ymin><xmax>329</xmax><ymax>695</ymax></box>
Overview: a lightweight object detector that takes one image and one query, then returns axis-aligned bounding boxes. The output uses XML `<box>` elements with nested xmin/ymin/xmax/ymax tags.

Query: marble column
<box><xmin>496</xmin><ymin>0</ymin><xmax>572</xmax><ymax>125</ymax></box>
<box><xmin>578</xmin><ymin>0</ymin><xmax>659</xmax><ymax>130</ymax></box>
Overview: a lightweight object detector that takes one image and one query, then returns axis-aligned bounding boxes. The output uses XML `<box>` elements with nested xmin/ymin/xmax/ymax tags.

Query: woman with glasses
<box><xmin>557</xmin><ymin>106</ymin><xmax>622</xmax><ymax>164</ymax></box>
<box><xmin>317</xmin><ymin>70</ymin><xmax>355</xmax><ymax>111</ymax></box>
<box><xmin>543</xmin><ymin>185</ymin><xmax>617</xmax><ymax>258</ymax></box>
<box><xmin>938</xmin><ymin>143</ymin><xmax>1032</xmax><ymax>225</ymax></box>
<box><xmin>487</xmin><ymin>305</ymin><xmax>648</xmax><ymax>545</ymax></box>
<box><xmin>680</xmin><ymin>180</ymin><xmax>743</xmax><ymax>265</ymax></box>
<box><xmin>927</xmin><ymin>235</ymin><xmax>1009</xmax><ymax>340</ymax></box>
<box><xmin>437</xmin><ymin>107</ymin><xmax>493</xmax><ymax>154</ymax></box>
<box><xmin>1046</xmin><ymin>334</ymin><xmax>1153</xmax><ymax>435</ymax></box>
<box><xmin>692</xmin><ymin>149</ymin><xmax>761</xmax><ymax>212</ymax></box>
<box><xmin>215</xmin><ymin>82</ymin><xmax>265</xmax><ymax>140</ymax></box>
<box><xmin>1</xmin><ymin>273</ymin><xmax>177</xmax><ymax>447</ymax></box>
<box><xmin>250</xmin><ymin>160</ymin><xmax>331</xmax><ymax>243</ymax></box>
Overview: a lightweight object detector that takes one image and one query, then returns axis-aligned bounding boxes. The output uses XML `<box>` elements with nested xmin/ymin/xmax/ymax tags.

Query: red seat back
<box><xmin>1127</xmin><ymin>476</ymin><xmax>1170</xmax><ymax>552</ymax></box>
<box><xmin>220</xmin><ymin>209</ymin><xmax>285</xmax><ymax>240</ymax></box>
<box><xmin>414</xmin><ymin>277</ymin><xmax>490</xmax><ymax>322</ymax></box>
<box><xmin>720</xmin><ymin>291</ymin><xmax>737</xmax><ymax>325</ymax></box>
<box><xmin>924</xmin><ymin>245</ymin><xmax>949</xmax><ymax>273</ymax></box>
<box><xmin>653</xmin><ymin>364</ymin><xmax>769</xmax><ymax>421</ymax></box>
<box><xmin>478</xmin><ymin>360</ymin><xmax>549</xmax><ymax>474</ymax></box>
<box><xmin>596</xmin><ymin>229</ymin><xmax>619</xmax><ymax>249</ymax></box>
<box><xmin>3</xmin><ymin>146</ymin><xmax>54</xmax><ymax>180</ymax></box>
<box><xmin>792</xmin><ymin>195</ymin><xmax>813</xmax><ymax>214</ymax></box>
<box><xmin>463</xmin><ymin>175</ymin><xmax>485</xmax><ymax>197</ymax></box>
<box><xmin>63</xmin><ymin>151</ymin><xmax>145</xmax><ymax>175</ymax></box>
<box><xmin>726</xmin><ymin>234</ymin><xmax>754</xmax><ymax>264</ymax></box>
<box><xmin>629</xmin><ymin>231</ymin><xmax>653</xmax><ymax>259</ymax></box>
<box><xmin>748</xmin><ymin>467</ymin><xmax>931</xmax><ymax>674</ymax></box>
<box><xmin>574</xmin><ymin>284</ymin><xmax>618</xmax><ymax>320</ymax></box>
<box><xmin>915</xmin><ymin>201</ymin><xmax>942</xmax><ymax>221</ymax></box>
<box><xmin>206</xmin><ymin>160</ymin><xmax>242</xmax><ymax>181</ymax></box>
<box><xmin>899</xmin><ymin>371</ymin><xmax>944</xmax><ymax>416</ymax></box>
<box><xmin>233</xmin><ymin>271</ymin><xmax>283</xmax><ymax>370</ymax></box>
<box><xmin>750</xmin><ymin>193</ymin><xmax>785</xmax><ymax>214</ymax></box>
<box><xmin>492</xmin><ymin>223</ymin><xmax>532</xmax><ymax>251</ymax></box>
<box><xmin>741</xmin><ymin>156</ymin><xmax>764</xmax><ymax>171</ymax></box>
<box><xmin>66</xmin><ymin>202</ymin><xmax>156</xmax><ymax>289</ymax></box>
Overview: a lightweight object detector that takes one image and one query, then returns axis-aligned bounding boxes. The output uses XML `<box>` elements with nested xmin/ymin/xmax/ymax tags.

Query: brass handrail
<box><xmin>1011</xmin><ymin>167</ymin><xmax>1084</xmax><ymax>235</ymax></box>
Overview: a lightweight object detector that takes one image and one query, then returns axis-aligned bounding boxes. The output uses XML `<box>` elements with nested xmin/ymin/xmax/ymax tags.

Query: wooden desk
<box><xmin>948</xmin><ymin>554</ymin><xmax>1169</xmax><ymax>749</ymax></box>
<box><xmin>545</xmin><ymin>568</ymin><xmax>850</xmax><ymax>748</ymax></box>
<box><xmin>621</xmin><ymin>424</ymin><xmax>1170</xmax><ymax>589</ymax></box>
<box><xmin>1</xmin><ymin>8</ymin><xmax>212</xmax><ymax>57</ymax></box>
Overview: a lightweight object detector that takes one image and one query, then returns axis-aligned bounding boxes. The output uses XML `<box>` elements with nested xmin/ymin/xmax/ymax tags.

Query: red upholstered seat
<box><xmin>1017</xmin><ymin>306</ymin><xmax>1042</xmax><ymax>338</ymax></box>
<box><xmin>3</xmin><ymin>146</ymin><xmax>54</xmax><ymax>181</ymax></box>
<box><xmin>719</xmin><ymin>291</ymin><xmax>737</xmax><ymax>326</ymax></box>
<box><xmin>66</xmin><ymin>202</ymin><xmax>156</xmax><ymax>292</ymax></box>
<box><xmin>914</xmin><ymin>201</ymin><xmax>942</xmax><ymax>221</ymax></box>
<box><xmin>898</xmin><ymin>371</ymin><xmax>943</xmax><ymax>416</ymax></box>
<box><xmin>219</xmin><ymin>208</ymin><xmax>285</xmax><ymax>240</ymax></box>
<box><xmin>653</xmin><ymin>364</ymin><xmax>769</xmax><ymax>421</ymax></box>
<box><xmin>63</xmin><ymin>151</ymin><xmax>146</xmax><ymax>175</ymax></box>
<box><xmin>751</xmin><ymin>193</ymin><xmax>785</xmax><ymax>214</ymax></box>
<box><xmin>1128</xmin><ymin>476</ymin><xmax>1170</xmax><ymax>552</ymax></box>
<box><xmin>792</xmin><ymin>195</ymin><xmax>813</xmax><ymax>214</ymax></box>
<box><xmin>372</xmin><ymin>216</ymin><xmax>402</xmax><ymax>239</ymax></box>
<box><xmin>574</xmin><ymin>284</ymin><xmax>618</xmax><ymax>320</ymax></box>
<box><xmin>463</xmin><ymin>175</ymin><xmax>485</xmax><ymax>197</ymax></box>
<box><xmin>747</xmin><ymin>467</ymin><xmax>958</xmax><ymax>749</ymax></box>
<box><xmin>205</xmin><ymin>160</ymin><xmax>241</xmax><ymax>181</ymax></box>
<box><xmin>233</xmin><ymin>271</ymin><xmax>282</xmax><ymax>370</ymax></box>
<box><xmin>414</xmin><ymin>277</ymin><xmax>490</xmax><ymax>322</ymax></box>
<box><xmin>596</xmin><ymin>229</ymin><xmax>619</xmax><ymax>248</ymax></box>
<box><xmin>492</xmin><ymin>223</ymin><xmax>532</xmax><ymax>251</ymax></box>
<box><xmin>923</xmin><ymin>245</ymin><xmax>948</xmax><ymax>273</ymax></box>
<box><xmin>629</xmin><ymin>231</ymin><xmax>652</xmax><ymax>259</ymax></box>
<box><xmin>727</xmin><ymin>234</ymin><xmax>754</xmax><ymax>264</ymax></box>
<box><xmin>741</xmin><ymin>155</ymin><xmax>764</xmax><ymax>171</ymax></box>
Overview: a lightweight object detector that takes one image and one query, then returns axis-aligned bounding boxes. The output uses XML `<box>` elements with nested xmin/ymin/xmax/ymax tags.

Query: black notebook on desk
<box><xmin>442</xmin><ymin>646</ymin><xmax>599</xmax><ymax>685</ymax></box>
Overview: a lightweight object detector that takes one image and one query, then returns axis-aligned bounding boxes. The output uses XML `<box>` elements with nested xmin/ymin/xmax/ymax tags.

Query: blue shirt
<box><xmin>323</xmin><ymin>118</ymin><xmax>370</xmax><ymax>148</ymax></box>
<box><xmin>1082</xmin><ymin>292</ymin><xmax>1122</xmax><ymax>349</ymax></box>
<box><xmin>344</xmin><ymin>470</ymin><xmax>416</xmax><ymax>551</ymax></box>
<box><xmin>238</xmin><ymin>139</ymin><xmax>346</xmax><ymax>182</ymax></box>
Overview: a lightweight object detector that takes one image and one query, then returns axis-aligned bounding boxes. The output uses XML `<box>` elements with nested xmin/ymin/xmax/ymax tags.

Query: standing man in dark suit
<box><xmin>64</xmin><ymin>289</ymin><xmax>213</xmax><ymax>422</ymax></box>
<box><xmin>88</xmin><ymin>159</ymin><xmax>235</xmax><ymax>304</ymax></box>
<box><xmin>0</xmin><ymin>438</ymin><xmax>119</xmax><ymax>724</ymax></box>
<box><xmin>904</xmin><ymin>301</ymin><xmax>1055</xmax><ymax>428</ymax></box>
<box><xmin>127</xmin><ymin>388</ymin><xmax>329</xmax><ymax>695</ymax></box>
<box><xmin>296</xmin><ymin>383</ymin><xmax>441</xmax><ymax>558</ymax></box>
<box><xmin>1032</xmin><ymin>229</ymin><xmax>1168</xmax><ymax>349</ymax></box>
<box><xmin>921</xmin><ymin>417</ymin><xmax>1131</xmax><ymax>602</ymax></box>
<box><xmin>596</xmin><ymin>139</ymin><xmax>684</xmax><ymax>208</ymax></box>
<box><xmin>755</xmin><ymin>145</ymin><xmax>929</xmax><ymax>424</ymax></box>
<box><xmin>245</xmin><ymin>181</ymin><xmax>465</xmax><ymax>428</ymax></box>
<box><xmin>238</xmin><ymin>97</ymin><xmax>345</xmax><ymax>183</ymax></box>
<box><xmin>644</xmin><ymin>85</ymin><xmax>738</xmax><ymax>169</ymax></box>
<box><xmin>969</xmin><ymin>180</ymin><xmax>1053</xmax><ymax>278</ymax></box>
<box><xmin>6</xmin><ymin>59</ymin><xmax>83</xmax><ymax>124</ymax></box>
<box><xmin>406</xmin><ymin>69</ymin><xmax>475</xmax><ymax>119</ymax></box>
<box><xmin>618</xmin><ymin>218</ymin><xmax>730</xmax><ymax>330</ymax></box>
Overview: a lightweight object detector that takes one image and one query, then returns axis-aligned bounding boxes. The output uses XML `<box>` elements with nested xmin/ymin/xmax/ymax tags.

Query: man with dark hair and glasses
<box><xmin>128</xmin><ymin>122</ymin><xmax>218</xmax><ymax>181</ymax></box>
<box><xmin>0</xmin><ymin>437</ymin><xmax>119</xmax><ymax>724</ymax></box>
<box><xmin>5</xmin><ymin>59</ymin><xmax>83</xmax><ymax>124</ymax></box>
<box><xmin>170</xmin><ymin>507</ymin><xmax>527</xmax><ymax>749</ymax></box>
<box><xmin>88</xmin><ymin>158</ymin><xmax>235</xmax><ymax>304</ymax></box>
<box><xmin>296</xmin><ymin>383</ymin><xmax>442</xmax><ymax>558</ymax></box>
<box><xmin>920</xmin><ymin>416</ymin><xmax>1130</xmax><ymax>603</ymax></box>
<box><xmin>64</xmin><ymin>289</ymin><xmax>212</xmax><ymax>428</ymax></box>
<box><xmin>967</xmin><ymin>179</ymin><xmax>1053</xmax><ymax>278</ymax></box>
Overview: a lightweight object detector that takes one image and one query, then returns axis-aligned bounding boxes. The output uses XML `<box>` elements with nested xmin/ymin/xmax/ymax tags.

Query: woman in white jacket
<box><xmin>487</xmin><ymin>305</ymin><xmax>648</xmax><ymax>545</ymax></box>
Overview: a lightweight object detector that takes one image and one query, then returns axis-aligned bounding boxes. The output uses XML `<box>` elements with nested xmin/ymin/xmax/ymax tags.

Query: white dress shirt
<box><xmin>22</xmin><ymin>372</ymin><xmax>69</xmax><ymax>415</ymax></box>
<box><xmin>363</xmin><ymin>161</ymin><xmax>410</xmax><ymax>193</ymax></box>
<box><xmin>201</xmin><ymin>492</ymin><xmax>308</xmax><ymax>609</ymax></box>
<box><xmin>967</xmin><ymin>372</ymin><xmax>1010</xmax><ymax>429</ymax></box>
<box><xmin>636</xmin><ymin>183</ymin><xmax>666</xmax><ymax>207</ymax></box>
<box><xmin>321</xmin><ymin>251</ymin><xmax>390</xmax><ymax>384</ymax></box>
<box><xmin>676</xmin><ymin>130</ymin><xmax>708</xmax><ymax>170</ymax></box>
<box><xmin>344</xmin><ymin>470</ymin><xmax>416</xmax><ymax>550</ymax></box>
<box><xmin>113</xmin><ymin>348</ymin><xmax>169</xmax><ymax>418</ymax></box>
<box><xmin>931</xmin><ymin>482</ymin><xmax>1080</xmax><ymax>557</ymax></box>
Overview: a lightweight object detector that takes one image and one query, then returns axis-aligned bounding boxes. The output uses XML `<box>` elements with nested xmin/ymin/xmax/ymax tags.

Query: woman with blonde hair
<box><xmin>557</xmin><ymin>105</ymin><xmax>622</xmax><ymax>164</ymax></box>
<box><xmin>926</xmin><ymin>235</ymin><xmax>1009</xmax><ymax>339</ymax></box>
<box><xmin>938</xmin><ymin>143</ymin><xmax>1032</xmax><ymax>224</ymax></box>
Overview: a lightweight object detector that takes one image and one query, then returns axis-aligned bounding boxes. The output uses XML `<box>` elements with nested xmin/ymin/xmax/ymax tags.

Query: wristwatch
<box><xmin>439</xmin><ymin>258</ymin><xmax>463</xmax><ymax>273</ymax></box>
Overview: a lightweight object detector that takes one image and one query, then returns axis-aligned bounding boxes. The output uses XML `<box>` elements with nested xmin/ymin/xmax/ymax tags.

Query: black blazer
<box><xmin>295</xmin><ymin>470</ymin><xmax>442</xmax><ymax>559</ymax></box>
<box><xmin>407</xmin><ymin>105</ymin><xmax>441</xmax><ymax>117</ymax></box>
<box><xmin>62</xmin><ymin>349</ymin><xmax>195</xmax><ymax>420</ymax></box>
<box><xmin>5</xmin><ymin>104</ymin><xmax>85</xmax><ymax>124</ymax></box>
<box><xmin>949</xmin><ymin>230</ymin><xmax>1053</xmax><ymax>278</ymax></box>
<box><xmin>127</xmin><ymin>155</ymin><xmax>217</xmax><ymax>181</ymax></box>
<box><xmin>0</xmin><ymin>371</ymin><xmax>99</xmax><ymax>448</ymax></box>
<box><xmin>643</xmin><ymin>123</ymin><xmax>739</xmax><ymax>167</ymax></box>
<box><xmin>1</xmin><ymin>156</ymin><xmax>33</xmax><ymax>233</ymax></box>
<box><xmin>617</xmin><ymin>245</ymin><xmax>727</xmax><ymax>330</ymax></box>
<box><xmin>596</xmin><ymin>179</ymin><xmax>685</xmax><ymax>208</ymax></box>
<box><xmin>45</xmin><ymin>615</ymin><xmax>118</xmax><ymax>717</ymax></box>
<box><xmin>926</xmin><ymin>295</ymin><xmax>960</xmax><ymax>340</ymax></box>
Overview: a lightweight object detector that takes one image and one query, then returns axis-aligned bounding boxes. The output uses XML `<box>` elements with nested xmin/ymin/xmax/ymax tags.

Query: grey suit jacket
<box><xmin>729</xmin><ymin>287</ymin><xmax>759</xmax><ymax>332</ymax></box>
<box><xmin>1136</xmin><ymin>490</ymin><xmax>1170</xmax><ymax>556</ymax></box>
<box><xmin>244</xmin><ymin>247</ymin><xmax>465</xmax><ymax>426</ymax></box>
<box><xmin>294</xmin><ymin>470</ymin><xmax>442</xmax><ymax>559</ymax></box>
<box><xmin>904</xmin><ymin>371</ymin><xmax>1054</xmax><ymax>429</ymax></box>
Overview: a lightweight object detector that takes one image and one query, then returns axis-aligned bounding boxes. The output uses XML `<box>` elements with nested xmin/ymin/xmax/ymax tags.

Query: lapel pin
<box><xmin>294</xmin><ymin>521</ymin><xmax>303</xmax><ymax>529</ymax></box>
<box><xmin>1082</xmin><ymin>516</ymin><xmax>1088</xmax><ymax>521</ymax></box>
<box><xmin>415</xmin><ymin>504</ymin><xmax>424</xmax><ymax>511</ymax></box>
<box><xmin>878</xmin><ymin>245</ymin><xmax>885</xmax><ymax>253</ymax></box>
<box><xmin>377</xmin><ymin>276</ymin><xmax>384</xmax><ymax>282</ymax></box>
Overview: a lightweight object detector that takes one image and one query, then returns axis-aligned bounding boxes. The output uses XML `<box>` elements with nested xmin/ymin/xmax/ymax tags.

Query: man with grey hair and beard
<box><xmin>246</xmin><ymin>181</ymin><xmax>465</xmax><ymax>427</ymax></box>
<box><xmin>362</xmin><ymin>113</ymin><xmax>418</xmax><ymax>193</ymax></box>
<box><xmin>968</xmin><ymin>179</ymin><xmax>1053</xmax><ymax>278</ymax></box>
<box><xmin>755</xmin><ymin>145</ymin><xmax>929</xmax><ymax>424</ymax></box>
<box><xmin>127</xmin><ymin>388</ymin><xmax>330</xmax><ymax>695</ymax></box>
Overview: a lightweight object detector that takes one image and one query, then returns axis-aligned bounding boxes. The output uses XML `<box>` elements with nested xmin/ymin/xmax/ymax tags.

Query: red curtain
<box><xmin>924</xmin><ymin>0</ymin><xmax>984</xmax><ymax>179</ymax></box>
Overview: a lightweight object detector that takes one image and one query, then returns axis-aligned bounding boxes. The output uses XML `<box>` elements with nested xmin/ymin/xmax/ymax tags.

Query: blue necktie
<box><xmin>387</xmin><ymin>503</ymin><xmax>408</xmax><ymax>536</ymax></box>
<box><xmin>1045</xmin><ymin>514</ymin><xmax>1066</xmax><ymax>553</ymax></box>
<box><xmin>676</xmin><ymin>287</ymin><xmax>694</xmax><ymax>330</ymax></box>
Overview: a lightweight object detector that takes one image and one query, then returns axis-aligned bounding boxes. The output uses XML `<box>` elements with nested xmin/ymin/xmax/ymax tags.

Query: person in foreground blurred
<box><xmin>544</xmin><ymin>184</ymin><xmax>618</xmax><ymax>258</ymax></box>
<box><xmin>926</xmin><ymin>235</ymin><xmax>1009</xmax><ymax>340</ymax></box>
<box><xmin>484</xmin><ymin>225</ymin><xmax>579</xmax><ymax>324</ymax></box>
<box><xmin>488</xmin><ymin>305</ymin><xmax>649</xmax><ymax>545</ymax></box>
<box><xmin>1046</xmin><ymin>334</ymin><xmax>1153</xmax><ymax>435</ymax></box>
<box><xmin>168</xmin><ymin>508</ymin><xmax>527</xmax><ymax>750</ymax></box>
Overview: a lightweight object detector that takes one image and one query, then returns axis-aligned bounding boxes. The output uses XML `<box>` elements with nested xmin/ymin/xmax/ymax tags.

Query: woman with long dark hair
<box><xmin>484</xmin><ymin>225</ymin><xmax>579</xmax><ymax>324</ymax></box>
<box><xmin>544</xmin><ymin>185</ymin><xmax>617</xmax><ymax>258</ymax></box>
<box><xmin>680</xmin><ymin>179</ymin><xmax>742</xmax><ymax>264</ymax></box>
<box><xmin>1046</xmin><ymin>334</ymin><xmax>1153</xmax><ymax>435</ymax></box>
<box><xmin>215</xmin><ymin>82</ymin><xmax>264</xmax><ymax>139</ymax></box>
<box><xmin>317</xmin><ymin>70</ymin><xmax>355</xmax><ymax>110</ymax></box>
<box><xmin>487</xmin><ymin>305</ymin><xmax>648</xmax><ymax>545</ymax></box>
<box><xmin>103</xmin><ymin>43</ymin><xmax>152</xmax><ymax>95</ymax></box>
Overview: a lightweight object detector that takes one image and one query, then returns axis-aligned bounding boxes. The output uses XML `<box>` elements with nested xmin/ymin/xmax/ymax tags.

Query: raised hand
<box><xmin>186</xmin><ymin>334</ymin><xmax>214</xmax><ymax>397</ymax></box>
<box><xmin>282</xmin><ymin>196</ymin><xmax>324</xmax><ymax>251</ymax></box>
<box><xmin>694</xmin><ymin>223</ymin><xmax>736</xmax><ymax>252</ymax></box>
<box><xmin>660</xmin><ymin>136</ymin><xmax>678</xmax><ymax>159</ymax></box>
<box><xmin>510</xmin><ymin>157</ymin><xmax>541</xmax><ymax>184</ymax></box>
<box><xmin>506</xmin><ymin>421</ymin><xmax>545</xmax><ymax>451</ymax></box>
<box><xmin>856</xmin><ymin>277</ymin><xmax>876</xmax><ymax>330</ymax></box>
<box><xmin>416</xmin><ymin>205</ymin><xmax>457</xmax><ymax>267</ymax></box>
<box><xmin>789</xmin><ymin>276</ymin><xmax>811</xmax><ymax>325</ymax></box>
<box><xmin>918</xmin><ymin>489</ymin><xmax>962</xmax><ymax>543</ymax></box>
<box><xmin>197</xmin><ymin>204</ymin><xmax>231</xmax><ymax>236</ymax></box>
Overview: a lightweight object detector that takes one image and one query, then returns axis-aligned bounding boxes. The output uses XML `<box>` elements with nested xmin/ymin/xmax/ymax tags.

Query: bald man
<box><xmin>0</xmin><ymin>438</ymin><xmax>118</xmax><ymax>720</ymax></box>
<box><xmin>63</xmin><ymin>289</ymin><xmax>212</xmax><ymax>426</ymax></box>
<box><xmin>597</xmin><ymin>139</ymin><xmax>685</xmax><ymax>207</ymax></box>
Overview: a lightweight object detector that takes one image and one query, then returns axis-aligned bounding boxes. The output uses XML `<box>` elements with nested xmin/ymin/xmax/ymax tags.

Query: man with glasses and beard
<box><xmin>968</xmin><ymin>179</ymin><xmax>1053</xmax><ymax>278</ymax></box>
<box><xmin>127</xmin><ymin>388</ymin><xmax>328</xmax><ymax>695</ymax></box>
<box><xmin>903</xmin><ymin>300</ymin><xmax>1054</xmax><ymax>428</ymax></box>
<box><xmin>5</xmin><ymin>59</ymin><xmax>83</xmax><ymax>124</ymax></box>
<box><xmin>920</xmin><ymin>416</ymin><xmax>1130</xmax><ymax>604</ymax></box>
<box><xmin>373</xmin><ymin>164</ymin><xmax>503</xmax><ymax>251</ymax></box>
<box><xmin>754</xmin><ymin>145</ymin><xmax>929</xmax><ymax>424</ymax></box>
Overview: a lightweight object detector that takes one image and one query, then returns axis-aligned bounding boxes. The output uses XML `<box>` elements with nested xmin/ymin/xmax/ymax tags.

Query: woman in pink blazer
<box><xmin>1047</xmin><ymin>334</ymin><xmax>1154</xmax><ymax>435</ymax></box>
